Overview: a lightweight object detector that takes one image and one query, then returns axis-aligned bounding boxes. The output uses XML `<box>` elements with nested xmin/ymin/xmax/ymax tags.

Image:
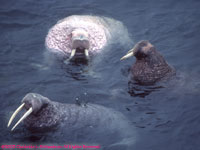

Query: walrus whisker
<box><xmin>11</xmin><ymin>107</ymin><xmax>33</xmax><ymax>131</ymax></box>
<box><xmin>7</xmin><ymin>103</ymin><xmax>25</xmax><ymax>127</ymax></box>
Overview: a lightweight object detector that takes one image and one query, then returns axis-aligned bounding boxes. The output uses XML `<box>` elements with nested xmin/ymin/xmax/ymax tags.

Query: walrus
<box><xmin>7</xmin><ymin>93</ymin><xmax>135</xmax><ymax>148</ymax></box>
<box><xmin>45</xmin><ymin>15</ymin><xmax>111</xmax><ymax>62</ymax></box>
<box><xmin>121</xmin><ymin>40</ymin><xmax>175</xmax><ymax>85</ymax></box>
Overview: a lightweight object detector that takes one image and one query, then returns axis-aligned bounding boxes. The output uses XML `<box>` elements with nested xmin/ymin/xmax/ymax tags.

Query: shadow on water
<box><xmin>44</xmin><ymin>50</ymin><xmax>92</xmax><ymax>81</ymax></box>
<box><xmin>128</xmin><ymin>81</ymin><xmax>164</xmax><ymax>98</ymax></box>
<box><xmin>60</xmin><ymin>58</ymin><xmax>89</xmax><ymax>81</ymax></box>
<box><xmin>10</xmin><ymin>128</ymin><xmax>48</xmax><ymax>143</ymax></box>
<box><xmin>121</xmin><ymin>65</ymin><xmax>164</xmax><ymax>98</ymax></box>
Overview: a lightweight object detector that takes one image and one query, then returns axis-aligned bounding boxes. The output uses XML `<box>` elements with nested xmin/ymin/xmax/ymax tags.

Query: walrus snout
<box><xmin>67</xmin><ymin>28</ymin><xmax>90</xmax><ymax>61</ymax></box>
<box><xmin>72</xmin><ymin>30</ymin><xmax>90</xmax><ymax>50</ymax></box>
<box><xmin>72</xmin><ymin>39</ymin><xmax>90</xmax><ymax>50</ymax></box>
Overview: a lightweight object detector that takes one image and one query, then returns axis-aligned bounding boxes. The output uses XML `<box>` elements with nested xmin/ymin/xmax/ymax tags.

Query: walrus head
<box><xmin>7</xmin><ymin>93</ymin><xmax>52</xmax><ymax>131</ymax></box>
<box><xmin>120</xmin><ymin>40</ymin><xmax>154</xmax><ymax>60</ymax></box>
<box><xmin>68</xmin><ymin>28</ymin><xmax>90</xmax><ymax>61</ymax></box>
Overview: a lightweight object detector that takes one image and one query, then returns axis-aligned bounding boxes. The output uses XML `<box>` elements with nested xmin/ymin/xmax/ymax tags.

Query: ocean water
<box><xmin>1</xmin><ymin>0</ymin><xmax>200</xmax><ymax>150</ymax></box>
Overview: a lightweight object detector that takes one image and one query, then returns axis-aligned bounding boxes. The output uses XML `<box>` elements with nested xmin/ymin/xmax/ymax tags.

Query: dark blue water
<box><xmin>1</xmin><ymin>0</ymin><xmax>200</xmax><ymax>150</ymax></box>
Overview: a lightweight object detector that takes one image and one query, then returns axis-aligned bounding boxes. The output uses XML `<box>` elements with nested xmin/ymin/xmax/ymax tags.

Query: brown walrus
<box><xmin>121</xmin><ymin>40</ymin><xmax>175</xmax><ymax>85</ymax></box>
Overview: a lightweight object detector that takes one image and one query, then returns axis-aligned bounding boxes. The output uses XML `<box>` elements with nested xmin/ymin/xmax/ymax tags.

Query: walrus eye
<box><xmin>140</xmin><ymin>42</ymin><xmax>147</xmax><ymax>47</ymax></box>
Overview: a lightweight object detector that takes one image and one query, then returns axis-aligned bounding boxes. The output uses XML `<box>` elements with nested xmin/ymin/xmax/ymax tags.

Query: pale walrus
<box><xmin>121</xmin><ymin>40</ymin><xmax>175</xmax><ymax>85</ymax></box>
<box><xmin>45</xmin><ymin>15</ymin><xmax>111</xmax><ymax>62</ymax></box>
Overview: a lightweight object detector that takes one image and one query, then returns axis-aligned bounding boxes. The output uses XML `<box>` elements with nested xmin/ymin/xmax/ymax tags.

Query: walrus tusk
<box><xmin>120</xmin><ymin>43</ymin><xmax>140</xmax><ymax>61</ymax></box>
<box><xmin>7</xmin><ymin>103</ymin><xmax>25</xmax><ymax>127</ymax></box>
<box><xmin>11</xmin><ymin>107</ymin><xmax>33</xmax><ymax>131</ymax></box>
<box><xmin>69</xmin><ymin>49</ymin><xmax>76</xmax><ymax>60</ymax></box>
<box><xmin>85</xmin><ymin>49</ymin><xmax>89</xmax><ymax>60</ymax></box>
<box><xmin>120</xmin><ymin>50</ymin><xmax>134</xmax><ymax>60</ymax></box>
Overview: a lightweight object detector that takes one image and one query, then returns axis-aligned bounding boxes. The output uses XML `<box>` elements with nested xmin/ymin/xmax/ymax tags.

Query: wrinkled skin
<box><xmin>45</xmin><ymin>15</ymin><xmax>110</xmax><ymax>59</ymax></box>
<box><xmin>121</xmin><ymin>40</ymin><xmax>175</xmax><ymax>85</ymax></box>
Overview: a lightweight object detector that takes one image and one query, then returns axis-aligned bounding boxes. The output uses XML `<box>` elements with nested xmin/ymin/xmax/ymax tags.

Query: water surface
<box><xmin>1</xmin><ymin>0</ymin><xmax>200</xmax><ymax>150</ymax></box>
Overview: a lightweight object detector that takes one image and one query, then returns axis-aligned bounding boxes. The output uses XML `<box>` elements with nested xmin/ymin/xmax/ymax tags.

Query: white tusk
<box><xmin>69</xmin><ymin>49</ymin><xmax>76</xmax><ymax>60</ymax></box>
<box><xmin>120</xmin><ymin>51</ymin><xmax>134</xmax><ymax>61</ymax></box>
<box><xmin>7</xmin><ymin>103</ymin><xmax>25</xmax><ymax>127</ymax></box>
<box><xmin>11</xmin><ymin>107</ymin><xmax>33</xmax><ymax>131</ymax></box>
<box><xmin>127</xmin><ymin>48</ymin><xmax>135</xmax><ymax>54</ymax></box>
<box><xmin>120</xmin><ymin>43</ymin><xmax>139</xmax><ymax>61</ymax></box>
<box><xmin>85</xmin><ymin>49</ymin><xmax>89</xmax><ymax>60</ymax></box>
<box><xmin>64</xmin><ymin>49</ymin><xmax>76</xmax><ymax>64</ymax></box>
